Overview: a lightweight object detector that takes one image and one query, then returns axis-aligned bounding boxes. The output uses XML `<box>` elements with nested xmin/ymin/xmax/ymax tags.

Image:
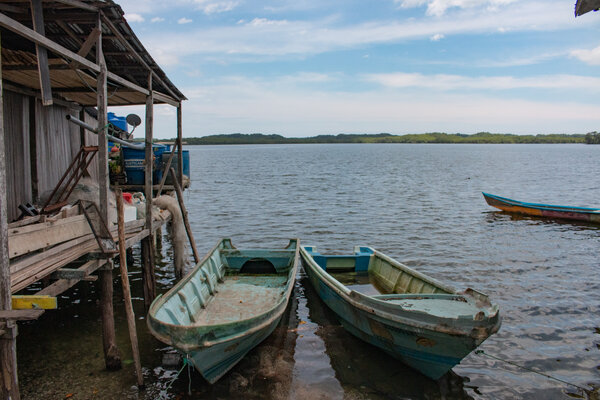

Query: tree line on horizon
<box><xmin>178</xmin><ymin>132</ymin><xmax>590</xmax><ymax>145</ymax></box>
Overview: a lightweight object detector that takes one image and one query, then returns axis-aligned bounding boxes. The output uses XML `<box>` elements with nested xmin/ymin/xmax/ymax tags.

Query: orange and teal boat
<box><xmin>482</xmin><ymin>192</ymin><xmax>600</xmax><ymax>223</ymax></box>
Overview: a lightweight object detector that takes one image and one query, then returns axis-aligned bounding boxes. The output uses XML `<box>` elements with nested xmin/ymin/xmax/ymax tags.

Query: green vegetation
<box><xmin>181</xmin><ymin>132</ymin><xmax>586</xmax><ymax>145</ymax></box>
<box><xmin>585</xmin><ymin>131</ymin><xmax>600</xmax><ymax>144</ymax></box>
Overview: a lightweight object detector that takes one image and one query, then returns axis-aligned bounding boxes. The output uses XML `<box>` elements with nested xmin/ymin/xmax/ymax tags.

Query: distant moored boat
<box><xmin>482</xmin><ymin>192</ymin><xmax>600</xmax><ymax>223</ymax></box>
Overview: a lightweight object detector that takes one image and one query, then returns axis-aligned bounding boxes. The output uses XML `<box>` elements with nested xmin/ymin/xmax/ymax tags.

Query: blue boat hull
<box><xmin>186</xmin><ymin>314</ymin><xmax>283</xmax><ymax>383</ymax></box>
<box><xmin>300</xmin><ymin>246</ymin><xmax>501</xmax><ymax>380</ymax></box>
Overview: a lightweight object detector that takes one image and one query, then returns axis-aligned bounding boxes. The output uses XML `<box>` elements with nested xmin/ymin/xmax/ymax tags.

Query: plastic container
<box><xmin>107</xmin><ymin>112</ymin><xmax>128</xmax><ymax>132</ymax></box>
<box><xmin>123</xmin><ymin>144</ymin><xmax>167</xmax><ymax>185</ymax></box>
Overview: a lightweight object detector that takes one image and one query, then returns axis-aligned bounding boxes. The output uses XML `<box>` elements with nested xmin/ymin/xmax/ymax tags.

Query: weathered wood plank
<box><xmin>38</xmin><ymin>259</ymin><xmax>102</xmax><ymax>296</ymax></box>
<box><xmin>7</xmin><ymin>215</ymin><xmax>42</xmax><ymax>229</ymax></box>
<box><xmin>7</xmin><ymin>216</ymin><xmax>90</xmax><ymax>257</ymax></box>
<box><xmin>116</xmin><ymin>189</ymin><xmax>143</xmax><ymax>386</ymax></box>
<box><xmin>48</xmin><ymin>268</ymin><xmax>89</xmax><ymax>280</ymax></box>
<box><xmin>0</xmin><ymin>30</ymin><xmax>20</xmax><ymax>399</ymax></box>
<box><xmin>9</xmin><ymin>219</ymin><xmax>144</xmax><ymax>276</ymax></box>
<box><xmin>30</xmin><ymin>0</ymin><xmax>53</xmax><ymax>106</ymax></box>
<box><xmin>0</xmin><ymin>309</ymin><xmax>44</xmax><ymax>321</ymax></box>
<box><xmin>177</xmin><ymin>103</ymin><xmax>183</xmax><ymax>188</ymax></box>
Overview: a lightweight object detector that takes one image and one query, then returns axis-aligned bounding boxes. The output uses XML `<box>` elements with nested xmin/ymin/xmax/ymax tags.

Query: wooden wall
<box><xmin>3</xmin><ymin>89</ymin><xmax>99</xmax><ymax>222</ymax></box>
<box><xmin>3</xmin><ymin>90</ymin><xmax>31</xmax><ymax>222</ymax></box>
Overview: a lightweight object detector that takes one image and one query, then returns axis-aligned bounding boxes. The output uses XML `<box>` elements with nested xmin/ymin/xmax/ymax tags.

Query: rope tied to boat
<box><xmin>475</xmin><ymin>350</ymin><xmax>590</xmax><ymax>393</ymax></box>
<box><xmin>164</xmin><ymin>354</ymin><xmax>192</xmax><ymax>396</ymax></box>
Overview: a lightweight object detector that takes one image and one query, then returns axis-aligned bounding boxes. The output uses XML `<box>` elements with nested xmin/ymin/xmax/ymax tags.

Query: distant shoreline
<box><xmin>174</xmin><ymin>132</ymin><xmax>591</xmax><ymax>145</ymax></box>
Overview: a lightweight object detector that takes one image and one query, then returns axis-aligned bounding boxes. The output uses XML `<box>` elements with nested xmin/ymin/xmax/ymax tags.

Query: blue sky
<box><xmin>109</xmin><ymin>0</ymin><xmax>600</xmax><ymax>139</ymax></box>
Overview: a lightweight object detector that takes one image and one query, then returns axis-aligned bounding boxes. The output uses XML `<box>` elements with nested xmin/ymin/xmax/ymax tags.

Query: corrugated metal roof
<box><xmin>0</xmin><ymin>0</ymin><xmax>185</xmax><ymax>106</ymax></box>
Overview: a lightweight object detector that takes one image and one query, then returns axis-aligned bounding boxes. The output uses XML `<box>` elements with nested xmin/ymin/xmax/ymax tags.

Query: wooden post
<box><xmin>170</xmin><ymin>167</ymin><xmax>200</xmax><ymax>265</ymax></box>
<box><xmin>0</xmin><ymin>30</ymin><xmax>21</xmax><ymax>400</ymax></box>
<box><xmin>30</xmin><ymin>0</ymin><xmax>53</xmax><ymax>106</ymax></box>
<box><xmin>141</xmin><ymin>73</ymin><xmax>156</xmax><ymax>310</ymax></box>
<box><xmin>177</xmin><ymin>103</ymin><xmax>183</xmax><ymax>188</ymax></box>
<box><xmin>156</xmin><ymin>141</ymin><xmax>177</xmax><ymax>196</ymax></box>
<box><xmin>96</xmin><ymin>13</ymin><xmax>121</xmax><ymax>371</ymax></box>
<box><xmin>115</xmin><ymin>190</ymin><xmax>143</xmax><ymax>387</ymax></box>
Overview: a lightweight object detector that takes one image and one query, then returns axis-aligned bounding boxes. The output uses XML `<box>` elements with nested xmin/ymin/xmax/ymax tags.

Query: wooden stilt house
<box><xmin>0</xmin><ymin>1</ymin><xmax>187</xmax><ymax>398</ymax></box>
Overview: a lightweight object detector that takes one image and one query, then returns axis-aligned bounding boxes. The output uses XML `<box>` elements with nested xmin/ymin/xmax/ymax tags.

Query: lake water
<box><xmin>17</xmin><ymin>144</ymin><xmax>600</xmax><ymax>399</ymax></box>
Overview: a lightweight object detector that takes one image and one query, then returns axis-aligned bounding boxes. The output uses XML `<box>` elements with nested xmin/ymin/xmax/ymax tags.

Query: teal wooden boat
<box><xmin>300</xmin><ymin>245</ymin><xmax>501</xmax><ymax>380</ymax></box>
<box><xmin>148</xmin><ymin>238</ymin><xmax>299</xmax><ymax>383</ymax></box>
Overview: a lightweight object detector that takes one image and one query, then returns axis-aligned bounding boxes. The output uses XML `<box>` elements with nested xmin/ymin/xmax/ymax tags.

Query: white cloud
<box><xmin>396</xmin><ymin>0</ymin><xmax>519</xmax><ymax>17</ymax></box>
<box><xmin>571</xmin><ymin>44</ymin><xmax>600</xmax><ymax>65</ymax></box>
<box><xmin>363</xmin><ymin>72</ymin><xmax>600</xmax><ymax>91</ymax></box>
<box><xmin>430</xmin><ymin>33</ymin><xmax>444</xmax><ymax>41</ymax></box>
<box><xmin>116</xmin><ymin>0</ymin><xmax>239</xmax><ymax>16</ymax></box>
<box><xmin>125</xmin><ymin>13</ymin><xmax>144</xmax><ymax>23</ymax></box>
<box><xmin>199</xmin><ymin>1</ymin><xmax>239</xmax><ymax>14</ymax></box>
<box><xmin>178</xmin><ymin>17</ymin><xmax>193</xmax><ymax>24</ymax></box>
<box><xmin>151</xmin><ymin>17</ymin><xmax>165</xmax><ymax>23</ymax></box>
<box><xmin>249</xmin><ymin>18</ymin><xmax>289</xmax><ymax>27</ymax></box>
<box><xmin>140</xmin><ymin>1</ymin><xmax>582</xmax><ymax>63</ymax></box>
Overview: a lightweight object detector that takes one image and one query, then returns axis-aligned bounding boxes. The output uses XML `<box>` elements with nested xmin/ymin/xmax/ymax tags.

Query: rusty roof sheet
<box><xmin>0</xmin><ymin>0</ymin><xmax>185</xmax><ymax>106</ymax></box>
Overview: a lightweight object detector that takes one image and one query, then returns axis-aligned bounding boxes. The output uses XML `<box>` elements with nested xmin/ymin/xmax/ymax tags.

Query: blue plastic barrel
<box><xmin>123</xmin><ymin>144</ymin><xmax>167</xmax><ymax>185</ymax></box>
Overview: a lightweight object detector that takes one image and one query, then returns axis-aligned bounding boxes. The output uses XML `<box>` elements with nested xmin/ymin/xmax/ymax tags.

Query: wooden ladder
<box><xmin>41</xmin><ymin>146</ymin><xmax>98</xmax><ymax>214</ymax></box>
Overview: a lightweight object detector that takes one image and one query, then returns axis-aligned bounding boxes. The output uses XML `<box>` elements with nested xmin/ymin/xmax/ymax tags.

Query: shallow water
<box><xmin>16</xmin><ymin>143</ymin><xmax>600</xmax><ymax>399</ymax></box>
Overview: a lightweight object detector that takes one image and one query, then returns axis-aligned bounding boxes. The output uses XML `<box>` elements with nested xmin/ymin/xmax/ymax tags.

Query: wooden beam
<box><xmin>170</xmin><ymin>167</ymin><xmax>200</xmax><ymax>265</ymax></box>
<box><xmin>0</xmin><ymin>29</ymin><xmax>20</xmax><ymax>400</ymax></box>
<box><xmin>55</xmin><ymin>20</ymin><xmax>83</xmax><ymax>46</ymax></box>
<box><xmin>116</xmin><ymin>190</ymin><xmax>143</xmax><ymax>387</ymax></box>
<box><xmin>0</xmin><ymin>13</ymin><xmax>149</xmax><ymax>95</ymax></box>
<box><xmin>11</xmin><ymin>295</ymin><xmax>57</xmax><ymax>310</ymax></box>
<box><xmin>142</xmin><ymin>73</ymin><xmax>156</xmax><ymax>309</ymax></box>
<box><xmin>38</xmin><ymin>260</ymin><xmax>103</xmax><ymax>296</ymax></box>
<box><xmin>76</xmin><ymin>26</ymin><xmax>100</xmax><ymax>58</ymax></box>
<box><xmin>0</xmin><ymin>4</ymin><xmax>27</xmax><ymax>14</ymax></box>
<box><xmin>96</xmin><ymin>13</ymin><xmax>120</xmax><ymax>371</ymax></box>
<box><xmin>52</xmin><ymin>0</ymin><xmax>98</xmax><ymax>12</ymax></box>
<box><xmin>100</xmin><ymin>11</ymin><xmax>181</xmax><ymax>101</ymax></box>
<box><xmin>153</xmin><ymin>91</ymin><xmax>179</xmax><ymax>107</ymax></box>
<box><xmin>30</xmin><ymin>0</ymin><xmax>53</xmax><ymax>106</ymax></box>
<box><xmin>0</xmin><ymin>309</ymin><xmax>44</xmax><ymax>321</ymax></box>
<box><xmin>48</xmin><ymin>268</ymin><xmax>90</xmax><ymax>280</ymax></box>
<box><xmin>177</xmin><ymin>103</ymin><xmax>183</xmax><ymax>188</ymax></box>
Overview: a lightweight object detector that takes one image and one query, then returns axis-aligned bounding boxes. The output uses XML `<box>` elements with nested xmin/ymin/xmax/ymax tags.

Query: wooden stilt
<box><xmin>96</xmin><ymin>13</ymin><xmax>120</xmax><ymax>370</ymax></box>
<box><xmin>116</xmin><ymin>190</ymin><xmax>143</xmax><ymax>387</ymax></box>
<box><xmin>176</xmin><ymin>103</ymin><xmax>183</xmax><ymax>188</ymax></box>
<box><xmin>169</xmin><ymin>167</ymin><xmax>200</xmax><ymax>266</ymax></box>
<box><xmin>141</xmin><ymin>73</ymin><xmax>156</xmax><ymax>310</ymax></box>
<box><xmin>98</xmin><ymin>267</ymin><xmax>121</xmax><ymax>370</ymax></box>
<box><xmin>0</xmin><ymin>30</ymin><xmax>21</xmax><ymax>400</ymax></box>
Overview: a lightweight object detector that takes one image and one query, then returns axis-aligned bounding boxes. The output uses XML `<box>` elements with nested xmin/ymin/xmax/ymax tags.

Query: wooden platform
<box><xmin>7</xmin><ymin>211</ymin><xmax>171</xmax><ymax>317</ymax></box>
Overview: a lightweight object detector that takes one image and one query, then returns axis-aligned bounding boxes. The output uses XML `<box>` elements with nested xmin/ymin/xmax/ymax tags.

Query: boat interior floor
<box><xmin>374</xmin><ymin>295</ymin><xmax>483</xmax><ymax>318</ymax></box>
<box><xmin>193</xmin><ymin>275</ymin><xmax>288</xmax><ymax>326</ymax></box>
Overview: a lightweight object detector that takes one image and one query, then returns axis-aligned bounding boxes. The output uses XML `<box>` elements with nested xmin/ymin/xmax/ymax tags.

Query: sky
<box><xmin>108</xmin><ymin>0</ymin><xmax>600</xmax><ymax>139</ymax></box>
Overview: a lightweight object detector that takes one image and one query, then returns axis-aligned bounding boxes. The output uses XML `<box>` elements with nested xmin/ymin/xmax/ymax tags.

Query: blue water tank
<box><xmin>107</xmin><ymin>112</ymin><xmax>128</xmax><ymax>132</ymax></box>
<box><xmin>122</xmin><ymin>144</ymin><xmax>167</xmax><ymax>185</ymax></box>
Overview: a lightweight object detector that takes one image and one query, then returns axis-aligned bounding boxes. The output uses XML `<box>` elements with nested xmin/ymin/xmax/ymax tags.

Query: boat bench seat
<box><xmin>303</xmin><ymin>247</ymin><xmax>372</xmax><ymax>272</ymax></box>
